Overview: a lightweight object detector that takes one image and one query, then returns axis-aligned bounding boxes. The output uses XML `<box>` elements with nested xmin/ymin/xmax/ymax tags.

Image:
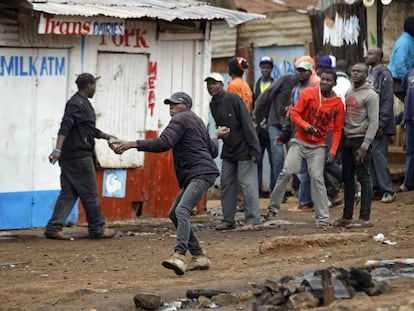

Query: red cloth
<box><xmin>290</xmin><ymin>86</ymin><xmax>344</xmax><ymax>156</ymax></box>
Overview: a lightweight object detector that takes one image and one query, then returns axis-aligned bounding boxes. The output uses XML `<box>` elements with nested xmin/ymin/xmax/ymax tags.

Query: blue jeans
<box><xmin>370</xmin><ymin>135</ymin><xmax>394</xmax><ymax>194</ymax></box>
<box><xmin>169</xmin><ymin>177</ymin><xmax>215</xmax><ymax>255</ymax></box>
<box><xmin>342</xmin><ymin>137</ymin><xmax>372</xmax><ymax>221</ymax></box>
<box><xmin>403</xmin><ymin>121</ymin><xmax>414</xmax><ymax>187</ymax></box>
<box><xmin>257</xmin><ymin>126</ymin><xmax>275</xmax><ymax>194</ymax></box>
<box><xmin>46</xmin><ymin>157</ymin><xmax>106</xmax><ymax>236</ymax></box>
<box><xmin>297</xmin><ymin>160</ymin><xmax>312</xmax><ymax>207</ymax></box>
<box><xmin>268</xmin><ymin>125</ymin><xmax>285</xmax><ymax>189</ymax></box>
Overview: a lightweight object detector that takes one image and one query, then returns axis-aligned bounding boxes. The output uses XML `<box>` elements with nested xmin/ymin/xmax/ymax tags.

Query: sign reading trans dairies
<box><xmin>39</xmin><ymin>13</ymin><xmax>125</xmax><ymax>36</ymax></box>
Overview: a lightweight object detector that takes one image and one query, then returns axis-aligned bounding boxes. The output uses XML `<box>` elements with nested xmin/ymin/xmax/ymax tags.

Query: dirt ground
<box><xmin>1</xmin><ymin>190</ymin><xmax>414</xmax><ymax>311</ymax></box>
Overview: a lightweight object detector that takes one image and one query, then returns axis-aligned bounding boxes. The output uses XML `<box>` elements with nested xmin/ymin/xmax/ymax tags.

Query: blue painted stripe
<box><xmin>0</xmin><ymin>190</ymin><xmax>78</xmax><ymax>230</ymax></box>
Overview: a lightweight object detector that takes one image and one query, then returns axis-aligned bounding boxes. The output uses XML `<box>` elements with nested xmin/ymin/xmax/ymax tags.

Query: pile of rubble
<box><xmin>133</xmin><ymin>265</ymin><xmax>399</xmax><ymax>310</ymax></box>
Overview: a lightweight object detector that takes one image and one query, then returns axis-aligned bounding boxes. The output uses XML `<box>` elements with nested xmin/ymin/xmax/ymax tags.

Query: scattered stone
<box><xmin>186</xmin><ymin>289</ymin><xmax>229</xmax><ymax>299</ymax></box>
<box><xmin>133</xmin><ymin>292</ymin><xmax>162</xmax><ymax>310</ymax></box>
<box><xmin>286</xmin><ymin>292</ymin><xmax>320</xmax><ymax>310</ymax></box>
<box><xmin>211</xmin><ymin>293</ymin><xmax>238</xmax><ymax>306</ymax></box>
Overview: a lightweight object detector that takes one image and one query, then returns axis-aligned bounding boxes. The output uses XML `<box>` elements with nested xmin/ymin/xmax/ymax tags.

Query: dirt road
<box><xmin>0</xmin><ymin>192</ymin><xmax>413</xmax><ymax>310</ymax></box>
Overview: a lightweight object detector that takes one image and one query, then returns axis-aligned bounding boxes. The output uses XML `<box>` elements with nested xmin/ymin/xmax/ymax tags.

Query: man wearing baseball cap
<box><xmin>45</xmin><ymin>73</ymin><xmax>117</xmax><ymax>240</ymax></box>
<box><xmin>252</xmin><ymin>56</ymin><xmax>275</xmax><ymax>198</ymax></box>
<box><xmin>205</xmin><ymin>73</ymin><xmax>262</xmax><ymax>231</ymax></box>
<box><xmin>112</xmin><ymin>91</ymin><xmax>227</xmax><ymax>276</ymax></box>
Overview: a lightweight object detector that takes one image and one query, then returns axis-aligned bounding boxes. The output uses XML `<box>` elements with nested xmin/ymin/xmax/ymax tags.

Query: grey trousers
<box><xmin>268</xmin><ymin>139</ymin><xmax>330</xmax><ymax>225</ymax></box>
<box><xmin>370</xmin><ymin>136</ymin><xmax>394</xmax><ymax>195</ymax></box>
<box><xmin>220</xmin><ymin>159</ymin><xmax>261</xmax><ymax>225</ymax></box>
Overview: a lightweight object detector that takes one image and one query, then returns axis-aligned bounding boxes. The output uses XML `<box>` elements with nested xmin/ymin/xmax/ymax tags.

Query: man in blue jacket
<box><xmin>388</xmin><ymin>16</ymin><xmax>414</xmax><ymax>102</ymax></box>
<box><xmin>113</xmin><ymin>92</ymin><xmax>222</xmax><ymax>276</ymax></box>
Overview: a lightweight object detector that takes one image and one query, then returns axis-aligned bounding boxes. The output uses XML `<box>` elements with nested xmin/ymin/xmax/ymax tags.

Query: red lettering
<box><xmin>147</xmin><ymin>61</ymin><xmax>157</xmax><ymax>118</ymax></box>
<box><xmin>148</xmin><ymin>90</ymin><xmax>155</xmax><ymax>102</ymax></box>
<box><xmin>111</xmin><ymin>35</ymin><xmax>124</xmax><ymax>47</ymax></box>
<box><xmin>123</xmin><ymin>29</ymin><xmax>134</xmax><ymax>47</ymax></box>
<box><xmin>148</xmin><ymin>76</ymin><xmax>156</xmax><ymax>89</ymax></box>
<box><xmin>99</xmin><ymin>35</ymin><xmax>107</xmax><ymax>46</ymax></box>
<box><xmin>43</xmin><ymin>14</ymin><xmax>54</xmax><ymax>34</ymax></box>
<box><xmin>134</xmin><ymin>29</ymin><xmax>149</xmax><ymax>48</ymax></box>
<box><xmin>148</xmin><ymin>62</ymin><xmax>157</xmax><ymax>76</ymax></box>
<box><xmin>59</xmin><ymin>21</ymin><xmax>69</xmax><ymax>34</ymax></box>
<box><xmin>148</xmin><ymin>102</ymin><xmax>155</xmax><ymax>116</ymax></box>
<box><xmin>82</xmin><ymin>21</ymin><xmax>91</xmax><ymax>35</ymax></box>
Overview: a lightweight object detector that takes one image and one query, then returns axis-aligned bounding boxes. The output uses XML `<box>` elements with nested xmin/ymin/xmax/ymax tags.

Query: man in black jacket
<box><xmin>113</xmin><ymin>92</ymin><xmax>222</xmax><ymax>276</ymax></box>
<box><xmin>205</xmin><ymin>73</ymin><xmax>262</xmax><ymax>231</ymax></box>
<box><xmin>253</xmin><ymin>74</ymin><xmax>298</xmax><ymax>192</ymax></box>
<box><xmin>253</xmin><ymin>56</ymin><xmax>275</xmax><ymax>197</ymax></box>
<box><xmin>45</xmin><ymin>73</ymin><xmax>117</xmax><ymax>240</ymax></box>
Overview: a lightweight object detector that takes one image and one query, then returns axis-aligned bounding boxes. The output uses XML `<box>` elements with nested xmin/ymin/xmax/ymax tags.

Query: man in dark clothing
<box><xmin>253</xmin><ymin>56</ymin><xmax>275</xmax><ymax>197</ymax></box>
<box><xmin>366</xmin><ymin>47</ymin><xmax>396</xmax><ymax>203</ymax></box>
<box><xmin>254</xmin><ymin>74</ymin><xmax>298</xmax><ymax>191</ymax></box>
<box><xmin>205</xmin><ymin>73</ymin><xmax>262</xmax><ymax>231</ymax></box>
<box><xmin>333</xmin><ymin>63</ymin><xmax>379</xmax><ymax>228</ymax></box>
<box><xmin>45</xmin><ymin>73</ymin><xmax>117</xmax><ymax>240</ymax></box>
<box><xmin>113</xmin><ymin>92</ymin><xmax>221</xmax><ymax>276</ymax></box>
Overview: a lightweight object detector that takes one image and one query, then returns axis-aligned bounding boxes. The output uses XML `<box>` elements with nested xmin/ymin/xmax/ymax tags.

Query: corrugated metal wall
<box><xmin>237</xmin><ymin>11</ymin><xmax>312</xmax><ymax>49</ymax></box>
<box><xmin>309</xmin><ymin>2</ymin><xmax>367</xmax><ymax>65</ymax></box>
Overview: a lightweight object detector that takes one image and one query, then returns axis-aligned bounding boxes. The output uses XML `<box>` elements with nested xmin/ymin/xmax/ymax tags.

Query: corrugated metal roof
<box><xmin>26</xmin><ymin>0</ymin><xmax>265</xmax><ymax>28</ymax></box>
<box><xmin>234</xmin><ymin>0</ymin><xmax>322</xmax><ymax>14</ymax></box>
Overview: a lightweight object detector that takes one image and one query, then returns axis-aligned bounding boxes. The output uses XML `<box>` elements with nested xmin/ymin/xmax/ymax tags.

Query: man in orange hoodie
<box><xmin>227</xmin><ymin>56</ymin><xmax>253</xmax><ymax>112</ymax></box>
<box><xmin>266</xmin><ymin>70</ymin><xmax>344</xmax><ymax>227</ymax></box>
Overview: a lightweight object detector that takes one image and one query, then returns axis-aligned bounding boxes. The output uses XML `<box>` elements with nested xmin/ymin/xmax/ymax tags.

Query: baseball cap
<box><xmin>319</xmin><ymin>55</ymin><xmax>336</xmax><ymax>69</ymax></box>
<box><xmin>296</xmin><ymin>61</ymin><xmax>313</xmax><ymax>72</ymax></box>
<box><xmin>204</xmin><ymin>72</ymin><xmax>224</xmax><ymax>83</ymax></box>
<box><xmin>164</xmin><ymin>91</ymin><xmax>193</xmax><ymax>108</ymax></box>
<box><xmin>259</xmin><ymin>56</ymin><xmax>273</xmax><ymax>66</ymax></box>
<box><xmin>75</xmin><ymin>73</ymin><xmax>100</xmax><ymax>86</ymax></box>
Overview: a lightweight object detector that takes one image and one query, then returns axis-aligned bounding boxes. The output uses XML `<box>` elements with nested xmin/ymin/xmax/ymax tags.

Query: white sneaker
<box><xmin>381</xmin><ymin>192</ymin><xmax>396</xmax><ymax>203</ymax></box>
<box><xmin>162</xmin><ymin>253</ymin><xmax>186</xmax><ymax>275</ymax></box>
<box><xmin>187</xmin><ymin>254</ymin><xmax>210</xmax><ymax>271</ymax></box>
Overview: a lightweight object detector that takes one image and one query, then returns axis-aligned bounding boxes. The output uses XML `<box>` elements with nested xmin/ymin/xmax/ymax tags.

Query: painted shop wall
<box><xmin>0</xmin><ymin>9</ymin><xmax>212</xmax><ymax>229</ymax></box>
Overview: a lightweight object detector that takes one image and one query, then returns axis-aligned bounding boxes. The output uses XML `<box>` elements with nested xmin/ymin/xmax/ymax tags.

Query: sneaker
<box><xmin>264</xmin><ymin>210</ymin><xmax>278</xmax><ymax>220</ymax></box>
<box><xmin>215</xmin><ymin>222</ymin><xmax>236</xmax><ymax>231</ymax></box>
<box><xmin>187</xmin><ymin>254</ymin><xmax>210</xmax><ymax>271</ymax></box>
<box><xmin>380</xmin><ymin>192</ymin><xmax>396</xmax><ymax>203</ymax></box>
<box><xmin>345</xmin><ymin>219</ymin><xmax>373</xmax><ymax>228</ymax></box>
<box><xmin>399</xmin><ymin>184</ymin><xmax>409</xmax><ymax>192</ymax></box>
<box><xmin>330</xmin><ymin>194</ymin><xmax>343</xmax><ymax>206</ymax></box>
<box><xmin>239</xmin><ymin>223</ymin><xmax>263</xmax><ymax>231</ymax></box>
<box><xmin>288</xmin><ymin>205</ymin><xmax>314</xmax><ymax>212</ymax></box>
<box><xmin>332</xmin><ymin>218</ymin><xmax>352</xmax><ymax>227</ymax></box>
<box><xmin>162</xmin><ymin>253</ymin><xmax>186</xmax><ymax>275</ymax></box>
<box><xmin>315</xmin><ymin>223</ymin><xmax>332</xmax><ymax>229</ymax></box>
